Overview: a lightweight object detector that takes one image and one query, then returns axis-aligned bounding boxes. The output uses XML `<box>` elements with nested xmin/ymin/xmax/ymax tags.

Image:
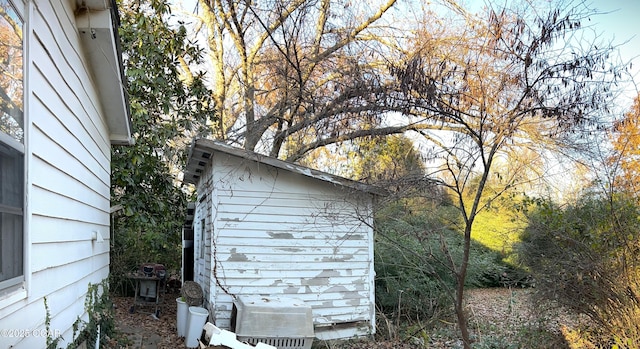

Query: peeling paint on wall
<box><xmin>347</xmin><ymin>298</ymin><xmax>361</xmax><ymax>306</ymax></box>
<box><xmin>316</xmin><ymin>269</ymin><xmax>341</xmax><ymax>277</ymax></box>
<box><xmin>267</xmin><ymin>231</ymin><xmax>294</xmax><ymax>239</ymax></box>
<box><xmin>340</xmin><ymin>233</ymin><xmax>364</xmax><ymax>240</ymax></box>
<box><xmin>322</xmin><ymin>254</ymin><xmax>354</xmax><ymax>262</ymax></box>
<box><xmin>284</xmin><ymin>286</ymin><xmax>301</xmax><ymax>294</ymax></box>
<box><xmin>276</xmin><ymin>247</ymin><xmax>304</xmax><ymax>252</ymax></box>
<box><xmin>227</xmin><ymin>248</ymin><xmax>249</xmax><ymax>261</ymax></box>
<box><xmin>220</xmin><ymin>217</ymin><xmax>241</xmax><ymax>222</ymax></box>
<box><xmin>324</xmin><ymin>285</ymin><xmax>348</xmax><ymax>293</ymax></box>
<box><xmin>302</xmin><ymin>277</ymin><xmax>330</xmax><ymax>286</ymax></box>
<box><xmin>341</xmin><ymin>291</ymin><xmax>364</xmax><ymax>300</ymax></box>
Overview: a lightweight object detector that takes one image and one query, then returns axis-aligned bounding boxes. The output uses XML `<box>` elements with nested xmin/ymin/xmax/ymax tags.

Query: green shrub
<box><xmin>67</xmin><ymin>280</ymin><xmax>117</xmax><ymax>349</ymax></box>
<box><xmin>374</xmin><ymin>200</ymin><xmax>511</xmax><ymax>325</ymax></box>
<box><xmin>110</xmin><ymin>218</ymin><xmax>183</xmax><ymax>296</ymax></box>
<box><xmin>518</xmin><ymin>195</ymin><xmax>640</xmax><ymax>347</ymax></box>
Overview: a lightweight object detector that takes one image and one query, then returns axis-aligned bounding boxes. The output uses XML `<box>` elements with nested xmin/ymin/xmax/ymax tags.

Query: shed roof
<box><xmin>183</xmin><ymin>138</ymin><xmax>386</xmax><ymax>196</ymax></box>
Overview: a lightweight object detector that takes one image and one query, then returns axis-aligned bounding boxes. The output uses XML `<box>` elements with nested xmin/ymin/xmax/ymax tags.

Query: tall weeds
<box><xmin>518</xmin><ymin>195</ymin><xmax>640</xmax><ymax>347</ymax></box>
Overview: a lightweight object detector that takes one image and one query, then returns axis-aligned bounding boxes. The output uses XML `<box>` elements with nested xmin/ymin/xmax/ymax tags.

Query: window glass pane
<box><xmin>0</xmin><ymin>143</ymin><xmax>22</xmax><ymax>286</ymax></box>
<box><xmin>0</xmin><ymin>145</ymin><xmax>23</xmax><ymax>207</ymax></box>
<box><xmin>0</xmin><ymin>1</ymin><xmax>24</xmax><ymax>143</ymax></box>
<box><xmin>0</xmin><ymin>212</ymin><xmax>22</xmax><ymax>283</ymax></box>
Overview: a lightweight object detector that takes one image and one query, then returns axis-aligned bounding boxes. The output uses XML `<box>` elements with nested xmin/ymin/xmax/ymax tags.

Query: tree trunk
<box><xmin>455</xmin><ymin>224</ymin><xmax>473</xmax><ymax>349</ymax></box>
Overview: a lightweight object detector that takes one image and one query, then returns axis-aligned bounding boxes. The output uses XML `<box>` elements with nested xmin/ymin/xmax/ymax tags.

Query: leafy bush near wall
<box><xmin>71</xmin><ymin>281</ymin><xmax>116</xmax><ymax>348</ymax></box>
<box><xmin>110</xmin><ymin>219</ymin><xmax>183</xmax><ymax>296</ymax></box>
<box><xmin>518</xmin><ymin>195</ymin><xmax>640</xmax><ymax>348</ymax></box>
<box><xmin>45</xmin><ymin>280</ymin><xmax>121</xmax><ymax>349</ymax></box>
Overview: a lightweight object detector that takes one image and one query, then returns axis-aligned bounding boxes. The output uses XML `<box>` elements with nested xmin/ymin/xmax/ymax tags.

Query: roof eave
<box><xmin>184</xmin><ymin>139</ymin><xmax>388</xmax><ymax>196</ymax></box>
<box><xmin>75</xmin><ymin>0</ymin><xmax>133</xmax><ymax>145</ymax></box>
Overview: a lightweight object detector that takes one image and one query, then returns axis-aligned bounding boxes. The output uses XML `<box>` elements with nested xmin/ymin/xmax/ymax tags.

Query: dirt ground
<box><xmin>463</xmin><ymin>288</ymin><xmax>571</xmax><ymax>347</ymax></box>
<box><xmin>110</xmin><ymin>290</ymin><xmax>185</xmax><ymax>348</ymax></box>
<box><xmin>108</xmin><ymin>288</ymin><xmax>573</xmax><ymax>349</ymax></box>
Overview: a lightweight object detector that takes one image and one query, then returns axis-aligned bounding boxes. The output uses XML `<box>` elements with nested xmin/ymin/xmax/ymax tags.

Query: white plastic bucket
<box><xmin>176</xmin><ymin>298</ymin><xmax>188</xmax><ymax>337</ymax></box>
<box><xmin>185</xmin><ymin>306</ymin><xmax>209</xmax><ymax>348</ymax></box>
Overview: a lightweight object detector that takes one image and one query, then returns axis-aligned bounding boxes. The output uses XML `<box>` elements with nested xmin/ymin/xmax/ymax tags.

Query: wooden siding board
<box><xmin>31</xmin><ymin>240</ymin><xmax>105</xmax><ymax>273</ymax></box>
<box><xmin>213</xmin><ymin>237</ymin><xmax>367</xmax><ymax>249</ymax></box>
<box><xmin>29</xmin><ymin>258</ymin><xmax>109</xmax><ymax>304</ymax></box>
<box><xmin>222</xmin><ymin>268</ymin><xmax>369</xmax><ymax>278</ymax></box>
<box><xmin>214</xmin><ymin>214</ymin><xmax>367</xmax><ymax>228</ymax></box>
<box><xmin>217</xmin><ymin>275</ymin><xmax>369</xmax><ymax>287</ymax></box>
<box><xmin>214</xmin><ymin>252</ymin><xmax>370</xmax><ymax>263</ymax></box>
<box><xmin>215</xmin><ymin>224</ymin><xmax>367</xmax><ymax>236</ymax></box>
<box><xmin>31</xmin><ymin>185</ymin><xmax>109</xmax><ymax>224</ymax></box>
<box><xmin>30</xmin><ymin>212</ymin><xmax>109</xmax><ymax>244</ymax></box>
<box><xmin>215</xmin><ymin>195</ymin><xmax>371</xmax><ymax>211</ymax></box>
<box><xmin>212</xmin><ymin>177</ymin><xmax>368</xmax><ymax>199</ymax></box>
<box><xmin>30</xmin><ymin>55</ymin><xmax>109</xmax><ymax>162</ymax></box>
<box><xmin>217</xmin><ymin>228</ymin><xmax>369</xmax><ymax>239</ymax></box>
<box><xmin>32</xmin><ymin>0</ymin><xmax>109</xmax><ymax>148</ymax></box>
<box><xmin>291</xmin><ymin>293</ymin><xmax>373</xmax><ymax>304</ymax></box>
<box><xmin>215</xmin><ymin>187</ymin><xmax>371</xmax><ymax>198</ymax></box>
<box><xmin>31</xmin><ymin>61</ymin><xmax>109</xmax><ymax>174</ymax></box>
<box><xmin>30</xmin><ymin>123</ymin><xmax>108</xmax><ymax>196</ymax></box>
<box><xmin>213</xmin><ymin>283</ymin><xmax>368</xmax><ymax>295</ymax></box>
<box><xmin>214</xmin><ymin>260</ymin><xmax>370</xmax><ymax>270</ymax></box>
<box><xmin>214</xmin><ymin>246</ymin><xmax>369</xmax><ymax>257</ymax></box>
<box><xmin>31</xmin><ymin>154</ymin><xmax>108</xmax><ymax>210</ymax></box>
<box><xmin>217</xmin><ymin>196</ymin><xmax>334</xmax><ymax>208</ymax></box>
<box><xmin>314</xmin><ymin>305</ymin><xmax>372</xmax><ymax>316</ymax></box>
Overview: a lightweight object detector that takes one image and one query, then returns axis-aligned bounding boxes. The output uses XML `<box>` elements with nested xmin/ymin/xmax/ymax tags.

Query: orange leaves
<box><xmin>611</xmin><ymin>95</ymin><xmax>640</xmax><ymax>195</ymax></box>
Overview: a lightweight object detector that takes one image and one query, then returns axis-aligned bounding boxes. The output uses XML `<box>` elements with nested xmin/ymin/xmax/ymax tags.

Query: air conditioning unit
<box><xmin>231</xmin><ymin>296</ymin><xmax>314</xmax><ymax>349</ymax></box>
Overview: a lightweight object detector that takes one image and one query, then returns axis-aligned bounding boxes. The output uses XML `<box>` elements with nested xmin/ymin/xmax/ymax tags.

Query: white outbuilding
<box><xmin>183</xmin><ymin>139</ymin><xmax>384</xmax><ymax>340</ymax></box>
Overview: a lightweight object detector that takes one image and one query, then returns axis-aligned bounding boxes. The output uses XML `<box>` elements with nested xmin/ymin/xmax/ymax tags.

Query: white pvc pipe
<box><xmin>95</xmin><ymin>324</ymin><xmax>100</xmax><ymax>349</ymax></box>
<box><xmin>201</xmin><ymin>322</ymin><xmax>276</xmax><ymax>349</ymax></box>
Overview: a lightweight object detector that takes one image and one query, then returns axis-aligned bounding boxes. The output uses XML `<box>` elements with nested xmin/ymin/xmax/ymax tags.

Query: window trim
<box><xmin>0</xmin><ymin>132</ymin><xmax>23</xmax><ymax>154</ymax></box>
<box><xmin>0</xmin><ymin>0</ymin><xmax>27</xmax><ymax>301</ymax></box>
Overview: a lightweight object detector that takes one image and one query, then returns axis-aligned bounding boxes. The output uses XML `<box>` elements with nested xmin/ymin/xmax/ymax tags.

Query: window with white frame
<box><xmin>0</xmin><ymin>0</ymin><xmax>25</xmax><ymax>294</ymax></box>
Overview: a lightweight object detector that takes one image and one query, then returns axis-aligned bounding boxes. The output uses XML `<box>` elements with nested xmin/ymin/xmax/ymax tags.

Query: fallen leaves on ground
<box><xmin>111</xmin><ymin>290</ymin><xmax>184</xmax><ymax>348</ymax></box>
<box><xmin>109</xmin><ymin>288</ymin><xmax>577</xmax><ymax>348</ymax></box>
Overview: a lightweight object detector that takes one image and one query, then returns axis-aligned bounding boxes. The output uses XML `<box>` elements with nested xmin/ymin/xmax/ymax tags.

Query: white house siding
<box><xmin>0</xmin><ymin>0</ymin><xmax>113</xmax><ymax>347</ymax></box>
<box><xmin>194</xmin><ymin>151</ymin><xmax>376</xmax><ymax>340</ymax></box>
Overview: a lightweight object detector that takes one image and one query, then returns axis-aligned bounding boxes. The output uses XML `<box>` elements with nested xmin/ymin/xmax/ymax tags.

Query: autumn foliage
<box><xmin>611</xmin><ymin>96</ymin><xmax>640</xmax><ymax>197</ymax></box>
